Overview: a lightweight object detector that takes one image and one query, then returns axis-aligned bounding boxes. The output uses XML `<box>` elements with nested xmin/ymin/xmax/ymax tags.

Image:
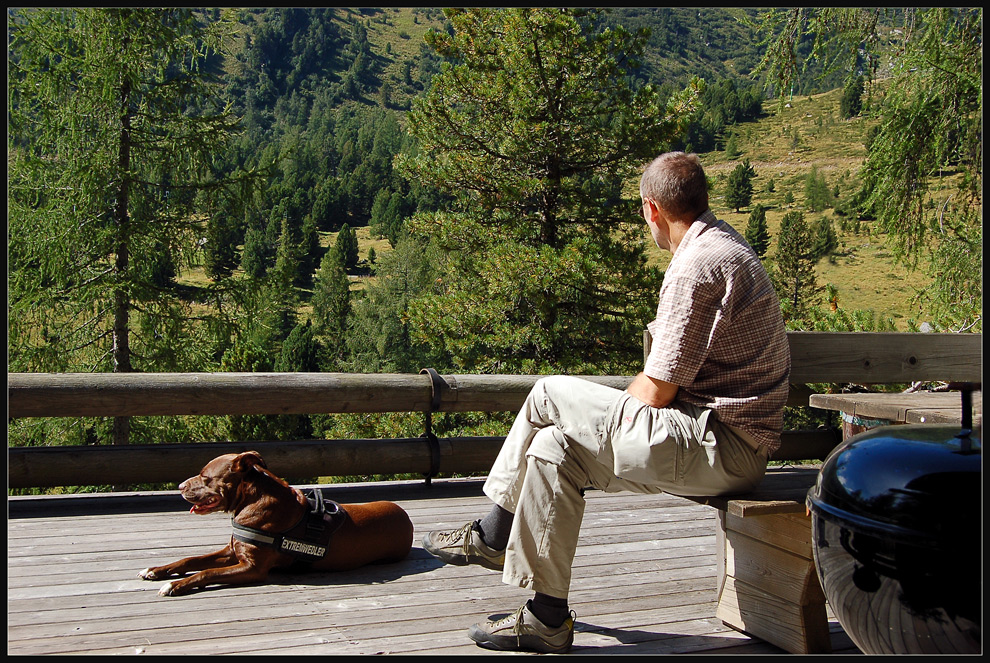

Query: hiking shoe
<box><xmin>468</xmin><ymin>600</ymin><xmax>575</xmax><ymax>653</ymax></box>
<box><xmin>422</xmin><ymin>520</ymin><xmax>505</xmax><ymax>571</ymax></box>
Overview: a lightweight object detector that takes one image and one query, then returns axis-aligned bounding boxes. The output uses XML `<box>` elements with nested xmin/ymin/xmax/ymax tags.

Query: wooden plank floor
<box><xmin>8</xmin><ymin>478</ymin><xmax>859</xmax><ymax>655</ymax></box>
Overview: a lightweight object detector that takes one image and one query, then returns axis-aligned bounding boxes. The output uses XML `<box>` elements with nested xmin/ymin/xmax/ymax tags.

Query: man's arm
<box><xmin>626</xmin><ymin>372</ymin><xmax>679</xmax><ymax>409</ymax></box>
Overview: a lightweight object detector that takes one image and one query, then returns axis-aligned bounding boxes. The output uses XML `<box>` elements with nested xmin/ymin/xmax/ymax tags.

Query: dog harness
<box><xmin>231</xmin><ymin>488</ymin><xmax>346</xmax><ymax>565</ymax></box>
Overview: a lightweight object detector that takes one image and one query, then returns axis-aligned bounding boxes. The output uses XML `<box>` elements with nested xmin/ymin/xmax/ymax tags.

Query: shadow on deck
<box><xmin>8</xmin><ymin>478</ymin><xmax>859</xmax><ymax>655</ymax></box>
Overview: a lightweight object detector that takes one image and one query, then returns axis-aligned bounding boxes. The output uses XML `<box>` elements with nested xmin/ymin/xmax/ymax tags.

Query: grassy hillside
<box><xmin>687</xmin><ymin>87</ymin><xmax>929</xmax><ymax>328</ymax></box>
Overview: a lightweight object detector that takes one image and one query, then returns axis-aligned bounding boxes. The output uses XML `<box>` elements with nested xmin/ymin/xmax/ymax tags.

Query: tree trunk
<box><xmin>112</xmin><ymin>77</ymin><xmax>133</xmax><ymax>452</ymax></box>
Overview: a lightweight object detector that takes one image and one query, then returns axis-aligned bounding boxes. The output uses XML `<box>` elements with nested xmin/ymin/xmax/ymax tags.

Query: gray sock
<box><xmin>477</xmin><ymin>503</ymin><xmax>513</xmax><ymax>551</ymax></box>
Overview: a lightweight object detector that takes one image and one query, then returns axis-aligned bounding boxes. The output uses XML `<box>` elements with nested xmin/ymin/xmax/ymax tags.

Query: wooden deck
<box><xmin>8</xmin><ymin>477</ymin><xmax>859</xmax><ymax>655</ymax></box>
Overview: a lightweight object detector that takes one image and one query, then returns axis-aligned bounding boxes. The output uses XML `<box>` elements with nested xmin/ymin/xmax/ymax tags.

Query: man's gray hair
<box><xmin>639</xmin><ymin>152</ymin><xmax>709</xmax><ymax>219</ymax></box>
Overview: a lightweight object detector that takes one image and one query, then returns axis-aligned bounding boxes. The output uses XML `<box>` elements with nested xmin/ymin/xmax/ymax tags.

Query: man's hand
<box><xmin>626</xmin><ymin>372</ymin><xmax>679</xmax><ymax>409</ymax></box>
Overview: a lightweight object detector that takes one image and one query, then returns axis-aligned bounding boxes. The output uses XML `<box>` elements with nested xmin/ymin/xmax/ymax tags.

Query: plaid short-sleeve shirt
<box><xmin>645</xmin><ymin>210</ymin><xmax>790</xmax><ymax>453</ymax></box>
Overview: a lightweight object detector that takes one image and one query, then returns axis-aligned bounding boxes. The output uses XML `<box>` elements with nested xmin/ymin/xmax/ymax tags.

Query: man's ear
<box><xmin>642</xmin><ymin>198</ymin><xmax>656</xmax><ymax>223</ymax></box>
<box><xmin>645</xmin><ymin>198</ymin><xmax>670</xmax><ymax>229</ymax></box>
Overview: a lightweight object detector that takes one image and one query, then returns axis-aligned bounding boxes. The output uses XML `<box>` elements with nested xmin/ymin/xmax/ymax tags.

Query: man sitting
<box><xmin>423</xmin><ymin>152</ymin><xmax>791</xmax><ymax>653</ymax></box>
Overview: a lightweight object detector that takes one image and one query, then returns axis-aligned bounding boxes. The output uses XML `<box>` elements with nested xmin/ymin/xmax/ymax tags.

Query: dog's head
<box><xmin>178</xmin><ymin>451</ymin><xmax>267</xmax><ymax>515</ymax></box>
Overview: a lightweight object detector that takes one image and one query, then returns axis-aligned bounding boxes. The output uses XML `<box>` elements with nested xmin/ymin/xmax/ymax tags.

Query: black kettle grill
<box><xmin>806</xmin><ymin>385</ymin><xmax>981</xmax><ymax>654</ymax></box>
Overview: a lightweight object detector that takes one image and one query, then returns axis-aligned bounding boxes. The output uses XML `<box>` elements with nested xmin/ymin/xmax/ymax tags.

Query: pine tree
<box><xmin>345</xmin><ymin>236</ymin><xmax>442</xmax><ymax>373</ymax></box>
<box><xmin>383</xmin><ymin>194</ymin><xmax>407</xmax><ymax>247</ymax></box>
<box><xmin>724</xmin><ymin>132</ymin><xmax>741</xmax><ymax>159</ymax></box>
<box><xmin>398</xmin><ymin>8</ymin><xmax>700</xmax><ymax>373</ymax></box>
<box><xmin>744</xmin><ymin>205</ymin><xmax>771</xmax><ymax>258</ymax></box>
<box><xmin>804</xmin><ymin>166</ymin><xmax>833</xmax><ymax>212</ymax></box>
<box><xmin>312</xmin><ymin>180</ymin><xmax>343</xmax><ymax>231</ymax></box>
<box><xmin>371</xmin><ymin>190</ymin><xmax>408</xmax><ymax>247</ymax></box>
<box><xmin>272</xmin><ymin>217</ymin><xmax>301</xmax><ymax>300</ymax></box>
<box><xmin>754</xmin><ymin>7</ymin><xmax>982</xmax><ymax>331</ymax></box>
<box><xmin>332</xmin><ymin>224</ymin><xmax>360</xmax><ymax>270</ymax></box>
<box><xmin>241</xmin><ymin>223</ymin><xmax>271</xmax><ymax>279</ymax></box>
<box><xmin>203</xmin><ymin>203</ymin><xmax>242</xmax><ymax>281</ymax></box>
<box><xmin>311</xmin><ymin>251</ymin><xmax>352</xmax><ymax>355</ymax></box>
<box><xmin>9</xmin><ymin>8</ymin><xmax>243</xmax><ymax>371</ymax></box>
<box><xmin>809</xmin><ymin>216</ymin><xmax>839</xmax><ymax>262</ymax></box>
<box><xmin>296</xmin><ymin>215</ymin><xmax>320</xmax><ymax>289</ymax></box>
<box><xmin>839</xmin><ymin>75</ymin><xmax>865</xmax><ymax>119</ymax></box>
<box><xmin>277</xmin><ymin>320</ymin><xmax>321</xmax><ymax>372</ymax></box>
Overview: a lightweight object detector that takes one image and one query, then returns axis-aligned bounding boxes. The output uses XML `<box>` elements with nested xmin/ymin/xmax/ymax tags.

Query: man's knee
<box><xmin>530</xmin><ymin>376</ymin><xmax>554</xmax><ymax>407</ymax></box>
<box><xmin>533</xmin><ymin>375</ymin><xmax>580</xmax><ymax>397</ymax></box>
<box><xmin>529</xmin><ymin>375</ymin><xmax>585</xmax><ymax>418</ymax></box>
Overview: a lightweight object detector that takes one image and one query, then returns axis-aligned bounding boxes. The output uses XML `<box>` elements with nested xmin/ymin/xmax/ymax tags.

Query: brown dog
<box><xmin>139</xmin><ymin>451</ymin><xmax>414</xmax><ymax>596</ymax></box>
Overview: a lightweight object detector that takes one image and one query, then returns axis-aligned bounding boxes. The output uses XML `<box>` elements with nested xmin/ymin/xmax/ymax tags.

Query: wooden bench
<box><xmin>644</xmin><ymin>331</ymin><xmax>983</xmax><ymax>654</ymax></box>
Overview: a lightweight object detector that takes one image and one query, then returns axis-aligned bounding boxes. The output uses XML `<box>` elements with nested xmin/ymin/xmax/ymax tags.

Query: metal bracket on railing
<box><xmin>420</xmin><ymin>368</ymin><xmax>444</xmax><ymax>485</ymax></box>
<box><xmin>949</xmin><ymin>381</ymin><xmax>981</xmax><ymax>453</ymax></box>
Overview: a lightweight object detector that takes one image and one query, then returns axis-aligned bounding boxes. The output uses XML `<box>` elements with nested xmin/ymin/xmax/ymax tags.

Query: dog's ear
<box><xmin>231</xmin><ymin>450</ymin><xmax>266</xmax><ymax>474</ymax></box>
<box><xmin>236</xmin><ymin>451</ymin><xmax>292</xmax><ymax>489</ymax></box>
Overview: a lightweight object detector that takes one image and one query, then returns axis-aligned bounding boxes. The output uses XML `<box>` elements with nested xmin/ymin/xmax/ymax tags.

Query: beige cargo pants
<box><xmin>483</xmin><ymin>376</ymin><xmax>768</xmax><ymax>598</ymax></box>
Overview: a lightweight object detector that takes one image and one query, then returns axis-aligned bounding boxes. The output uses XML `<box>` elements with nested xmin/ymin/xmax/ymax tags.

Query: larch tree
<box><xmin>773</xmin><ymin>211</ymin><xmax>821</xmax><ymax>323</ymax></box>
<box><xmin>753</xmin><ymin>7</ymin><xmax>982</xmax><ymax>332</ymax></box>
<box><xmin>744</xmin><ymin>205</ymin><xmax>771</xmax><ymax>258</ymax></box>
<box><xmin>9</xmin><ymin>8</ymin><xmax>248</xmax><ymax>444</ymax></box>
<box><xmin>725</xmin><ymin>160</ymin><xmax>756</xmax><ymax>212</ymax></box>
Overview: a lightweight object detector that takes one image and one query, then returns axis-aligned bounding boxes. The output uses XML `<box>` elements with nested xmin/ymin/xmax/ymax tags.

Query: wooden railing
<box><xmin>7</xmin><ymin>332</ymin><xmax>982</xmax><ymax>488</ymax></box>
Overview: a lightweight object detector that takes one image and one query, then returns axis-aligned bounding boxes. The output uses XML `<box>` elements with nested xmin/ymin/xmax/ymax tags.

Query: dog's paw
<box><xmin>140</xmin><ymin>567</ymin><xmax>173</xmax><ymax>581</ymax></box>
<box><xmin>158</xmin><ymin>581</ymin><xmax>178</xmax><ymax>597</ymax></box>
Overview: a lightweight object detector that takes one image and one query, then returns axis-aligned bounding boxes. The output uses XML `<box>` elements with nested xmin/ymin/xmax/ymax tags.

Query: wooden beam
<box><xmin>6</xmin><ymin>372</ymin><xmax>632</xmax><ymax>419</ymax></box>
<box><xmin>645</xmin><ymin>331</ymin><xmax>983</xmax><ymax>384</ymax></box>
<box><xmin>809</xmin><ymin>391</ymin><xmax>982</xmax><ymax>426</ymax></box>
<box><xmin>715</xmin><ymin>511</ymin><xmax>831</xmax><ymax>654</ymax></box>
<box><xmin>7</xmin><ymin>430</ymin><xmax>840</xmax><ymax>490</ymax></box>
<box><xmin>6</xmin><ymin>437</ymin><xmax>507</xmax><ymax>488</ymax></box>
<box><xmin>785</xmin><ymin>332</ymin><xmax>982</xmax><ymax>384</ymax></box>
